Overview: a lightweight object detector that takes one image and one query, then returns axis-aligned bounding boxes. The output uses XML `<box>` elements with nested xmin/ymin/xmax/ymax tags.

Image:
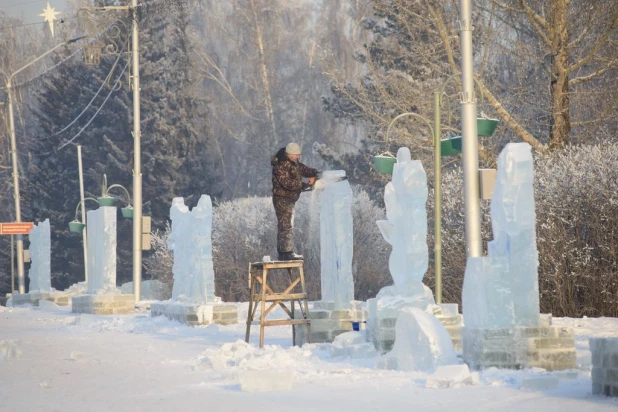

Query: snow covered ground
<box><xmin>1</xmin><ymin>303</ymin><xmax>618</xmax><ymax>411</ymax></box>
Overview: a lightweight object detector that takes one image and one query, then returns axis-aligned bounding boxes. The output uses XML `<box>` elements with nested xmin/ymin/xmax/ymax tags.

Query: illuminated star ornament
<box><xmin>39</xmin><ymin>1</ymin><xmax>62</xmax><ymax>37</ymax></box>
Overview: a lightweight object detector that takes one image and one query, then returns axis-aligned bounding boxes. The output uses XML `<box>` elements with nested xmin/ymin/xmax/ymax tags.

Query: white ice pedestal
<box><xmin>294</xmin><ymin>301</ymin><xmax>367</xmax><ymax>345</ymax></box>
<box><xmin>367</xmin><ymin>298</ymin><xmax>463</xmax><ymax>353</ymax></box>
<box><xmin>71</xmin><ymin>293</ymin><xmax>135</xmax><ymax>315</ymax></box>
<box><xmin>150</xmin><ymin>301</ymin><xmax>237</xmax><ymax>326</ymax></box>
<box><xmin>72</xmin><ymin>207</ymin><xmax>134</xmax><ymax>315</ymax></box>
<box><xmin>11</xmin><ymin>291</ymin><xmax>70</xmax><ymax>307</ymax></box>
<box><xmin>590</xmin><ymin>338</ymin><xmax>618</xmax><ymax>397</ymax></box>
<box><xmin>320</xmin><ymin>171</ymin><xmax>354</xmax><ymax>310</ymax></box>
<box><xmin>28</xmin><ymin>219</ymin><xmax>51</xmax><ymax>292</ymax></box>
<box><xmin>462</xmin><ymin>315</ymin><xmax>576</xmax><ymax>371</ymax></box>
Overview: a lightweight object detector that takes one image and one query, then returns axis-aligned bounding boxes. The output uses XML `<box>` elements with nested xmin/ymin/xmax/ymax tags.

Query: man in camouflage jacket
<box><xmin>271</xmin><ymin>142</ymin><xmax>319</xmax><ymax>261</ymax></box>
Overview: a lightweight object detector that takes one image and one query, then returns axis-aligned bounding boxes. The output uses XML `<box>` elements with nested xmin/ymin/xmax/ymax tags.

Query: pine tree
<box><xmin>23</xmin><ymin>2</ymin><xmax>218</xmax><ymax>290</ymax></box>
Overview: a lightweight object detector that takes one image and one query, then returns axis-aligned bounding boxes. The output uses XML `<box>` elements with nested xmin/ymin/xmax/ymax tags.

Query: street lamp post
<box><xmin>130</xmin><ymin>0</ymin><xmax>143</xmax><ymax>302</ymax></box>
<box><xmin>459</xmin><ymin>0</ymin><xmax>482</xmax><ymax>258</ymax></box>
<box><xmin>1</xmin><ymin>37</ymin><xmax>84</xmax><ymax>294</ymax></box>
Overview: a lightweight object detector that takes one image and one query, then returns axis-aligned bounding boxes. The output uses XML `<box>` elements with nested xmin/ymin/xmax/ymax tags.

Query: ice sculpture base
<box><xmin>10</xmin><ymin>291</ymin><xmax>70</xmax><ymax>307</ymax></box>
<box><xmin>590</xmin><ymin>338</ymin><xmax>618</xmax><ymax>397</ymax></box>
<box><xmin>293</xmin><ymin>301</ymin><xmax>367</xmax><ymax>345</ymax></box>
<box><xmin>71</xmin><ymin>294</ymin><xmax>135</xmax><ymax>315</ymax></box>
<box><xmin>463</xmin><ymin>320</ymin><xmax>576</xmax><ymax>371</ymax></box>
<box><xmin>367</xmin><ymin>298</ymin><xmax>463</xmax><ymax>353</ymax></box>
<box><xmin>150</xmin><ymin>301</ymin><xmax>238</xmax><ymax>326</ymax></box>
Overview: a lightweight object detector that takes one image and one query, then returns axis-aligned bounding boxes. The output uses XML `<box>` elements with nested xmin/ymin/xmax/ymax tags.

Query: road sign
<box><xmin>0</xmin><ymin>222</ymin><xmax>34</xmax><ymax>235</ymax></box>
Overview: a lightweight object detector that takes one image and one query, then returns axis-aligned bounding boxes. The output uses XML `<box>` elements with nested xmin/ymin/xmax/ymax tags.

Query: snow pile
<box><xmin>238</xmin><ymin>369</ymin><xmax>294</xmax><ymax>393</ymax></box>
<box><xmin>328</xmin><ymin>331</ymin><xmax>377</xmax><ymax>359</ymax></box>
<box><xmin>391</xmin><ymin>307</ymin><xmax>457</xmax><ymax>372</ymax></box>
<box><xmin>194</xmin><ymin>340</ymin><xmax>319</xmax><ymax>373</ymax></box>
<box><xmin>426</xmin><ymin>365</ymin><xmax>478</xmax><ymax>389</ymax></box>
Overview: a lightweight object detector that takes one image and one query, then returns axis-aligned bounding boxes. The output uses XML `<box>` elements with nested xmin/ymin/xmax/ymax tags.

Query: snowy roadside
<box><xmin>1</xmin><ymin>304</ymin><xmax>617</xmax><ymax>411</ymax></box>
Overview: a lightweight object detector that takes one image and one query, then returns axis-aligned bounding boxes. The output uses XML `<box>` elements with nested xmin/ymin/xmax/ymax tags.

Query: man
<box><xmin>271</xmin><ymin>142</ymin><xmax>319</xmax><ymax>261</ymax></box>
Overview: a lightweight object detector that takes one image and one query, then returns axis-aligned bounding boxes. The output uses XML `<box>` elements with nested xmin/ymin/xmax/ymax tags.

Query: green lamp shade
<box><xmin>69</xmin><ymin>221</ymin><xmax>86</xmax><ymax>233</ymax></box>
<box><xmin>440</xmin><ymin>136</ymin><xmax>462</xmax><ymax>156</ymax></box>
<box><xmin>97</xmin><ymin>196</ymin><xmax>116</xmax><ymax>207</ymax></box>
<box><xmin>477</xmin><ymin>118</ymin><xmax>499</xmax><ymax>137</ymax></box>
<box><xmin>373</xmin><ymin>155</ymin><xmax>397</xmax><ymax>174</ymax></box>
<box><xmin>121</xmin><ymin>207</ymin><xmax>134</xmax><ymax>219</ymax></box>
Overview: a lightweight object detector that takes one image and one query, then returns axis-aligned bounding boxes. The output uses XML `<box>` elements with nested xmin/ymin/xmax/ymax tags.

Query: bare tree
<box><xmin>324</xmin><ymin>0</ymin><xmax>618</xmax><ymax>160</ymax></box>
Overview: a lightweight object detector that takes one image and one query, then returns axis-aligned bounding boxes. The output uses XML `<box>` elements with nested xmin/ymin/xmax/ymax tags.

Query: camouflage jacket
<box><xmin>271</xmin><ymin>147</ymin><xmax>318</xmax><ymax>201</ymax></box>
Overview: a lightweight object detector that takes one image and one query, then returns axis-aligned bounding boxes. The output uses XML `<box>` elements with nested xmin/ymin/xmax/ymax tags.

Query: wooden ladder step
<box><xmin>251</xmin><ymin>293</ymin><xmax>307</xmax><ymax>302</ymax></box>
<box><xmin>249</xmin><ymin>319</ymin><xmax>311</xmax><ymax>326</ymax></box>
<box><xmin>262</xmin><ymin>319</ymin><xmax>311</xmax><ymax>327</ymax></box>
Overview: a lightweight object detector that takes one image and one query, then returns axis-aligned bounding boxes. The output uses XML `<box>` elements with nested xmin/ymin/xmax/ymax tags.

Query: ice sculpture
<box><xmin>169</xmin><ymin>195</ymin><xmax>215</xmax><ymax>304</ymax></box>
<box><xmin>320</xmin><ymin>170</ymin><xmax>354</xmax><ymax>310</ymax></box>
<box><xmin>462</xmin><ymin>143</ymin><xmax>540</xmax><ymax>328</ymax></box>
<box><xmin>376</xmin><ymin>147</ymin><xmax>430</xmax><ymax>297</ymax></box>
<box><xmin>28</xmin><ymin>219</ymin><xmax>51</xmax><ymax>292</ymax></box>
<box><xmin>391</xmin><ymin>307</ymin><xmax>457</xmax><ymax>372</ymax></box>
<box><xmin>86</xmin><ymin>207</ymin><xmax>117</xmax><ymax>293</ymax></box>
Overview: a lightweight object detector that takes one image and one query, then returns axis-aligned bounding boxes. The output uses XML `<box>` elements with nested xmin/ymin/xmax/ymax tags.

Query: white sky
<box><xmin>0</xmin><ymin>0</ymin><xmax>68</xmax><ymax>24</ymax></box>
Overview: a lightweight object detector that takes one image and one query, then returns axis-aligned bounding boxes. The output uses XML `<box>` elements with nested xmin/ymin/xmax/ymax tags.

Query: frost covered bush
<box><xmin>143</xmin><ymin>223</ymin><xmax>174</xmax><ymax>298</ymax></box>
<box><xmin>533</xmin><ymin>144</ymin><xmax>618</xmax><ymax>317</ymax></box>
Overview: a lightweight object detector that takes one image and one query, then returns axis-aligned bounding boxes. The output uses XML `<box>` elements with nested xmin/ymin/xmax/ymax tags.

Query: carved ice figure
<box><xmin>86</xmin><ymin>207</ymin><xmax>117</xmax><ymax>293</ymax></box>
<box><xmin>320</xmin><ymin>170</ymin><xmax>354</xmax><ymax>310</ymax></box>
<box><xmin>376</xmin><ymin>147</ymin><xmax>430</xmax><ymax>297</ymax></box>
<box><xmin>462</xmin><ymin>143</ymin><xmax>540</xmax><ymax>328</ymax></box>
<box><xmin>169</xmin><ymin>195</ymin><xmax>215</xmax><ymax>304</ymax></box>
<box><xmin>28</xmin><ymin>219</ymin><xmax>51</xmax><ymax>292</ymax></box>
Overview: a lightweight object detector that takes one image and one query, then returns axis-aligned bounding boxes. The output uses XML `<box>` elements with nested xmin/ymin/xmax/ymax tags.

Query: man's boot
<box><xmin>278</xmin><ymin>251</ymin><xmax>303</xmax><ymax>261</ymax></box>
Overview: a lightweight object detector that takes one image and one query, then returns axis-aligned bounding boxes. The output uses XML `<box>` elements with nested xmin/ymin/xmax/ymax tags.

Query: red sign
<box><xmin>0</xmin><ymin>222</ymin><xmax>35</xmax><ymax>235</ymax></box>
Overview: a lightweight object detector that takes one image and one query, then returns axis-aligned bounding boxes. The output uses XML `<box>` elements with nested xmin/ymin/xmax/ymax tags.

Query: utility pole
<box><xmin>131</xmin><ymin>0</ymin><xmax>143</xmax><ymax>302</ymax></box>
<box><xmin>459</xmin><ymin>0</ymin><xmax>482</xmax><ymax>257</ymax></box>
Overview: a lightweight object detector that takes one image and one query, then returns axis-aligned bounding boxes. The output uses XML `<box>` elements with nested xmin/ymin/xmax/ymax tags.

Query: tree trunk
<box><xmin>548</xmin><ymin>0</ymin><xmax>571</xmax><ymax>149</ymax></box>
<box><xmin>249</xmin><ymin>0</ymin><xmax>278</xmax><ymax>144</ymax></box>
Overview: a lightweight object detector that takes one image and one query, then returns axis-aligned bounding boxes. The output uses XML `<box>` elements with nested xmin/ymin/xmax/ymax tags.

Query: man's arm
<box><xmin>299</xmin><ymin>162</ymin><xmax>318</xmax><ymax>178</ymax></box>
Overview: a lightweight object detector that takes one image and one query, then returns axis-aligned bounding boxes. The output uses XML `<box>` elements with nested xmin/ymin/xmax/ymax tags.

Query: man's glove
<box><xmin>301</xmin><ymin>182</ymin><xmax>312</xmax><ymax>192</ymax></box>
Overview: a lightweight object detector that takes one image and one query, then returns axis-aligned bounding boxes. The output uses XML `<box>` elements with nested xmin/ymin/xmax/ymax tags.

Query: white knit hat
<box><xmin>285</xmin><ymin>142</ymin><xmax>302</xmax><ymax>155</ymax></box>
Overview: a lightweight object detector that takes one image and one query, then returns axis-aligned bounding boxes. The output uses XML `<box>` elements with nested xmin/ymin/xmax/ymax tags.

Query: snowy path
<box><xmin>1</xmin><ymin>305</ymin><xmax>617</xmax><ymax>411</ymax></box>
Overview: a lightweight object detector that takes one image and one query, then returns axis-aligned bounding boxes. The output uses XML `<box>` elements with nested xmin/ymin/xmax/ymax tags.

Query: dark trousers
<box><xmin>273</xmin><ymin>196</ymin><xmax>296</xmax><ymax>253</ymax></box>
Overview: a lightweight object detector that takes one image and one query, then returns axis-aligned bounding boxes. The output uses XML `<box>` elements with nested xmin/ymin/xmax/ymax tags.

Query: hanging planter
<box><xmin>97</xmin><ymin>196</ymin><xmax>116</xmax><ymax>207</ymax></box>
<box><xmin>477</xmin><ymin>114</ymin><xmax>499</xmax><ymax>137</ymax></box>
<box><xmin>69</xmin><ymin>220</ymin><xmax>86</xmax><ymax>233</ymax></box>
<box><xmin>373</xmin><ymin>152</ymin><xmax>397</xmax><ymax>175</ymax></box>
<box><xmin>440</xmin><ymin>136</ymin><xmax>462</xmax><ymax>156</ymax></box>
<box><xmin>121</xmin><ymin>206</ymin><xmax>134</xmax><ymax>219</ymax></box>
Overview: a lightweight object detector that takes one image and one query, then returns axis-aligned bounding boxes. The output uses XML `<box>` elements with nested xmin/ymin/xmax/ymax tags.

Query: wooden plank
<box><xmin>250</xmin><ymin>261</ymin><xmax>304</xmax><ymax>269</ymax></box>
<box><xmin>260</xmin><ymin>293</ymin><xmax>307</xmax><ymax>302</ymax></box>
<box><xmin>262</xmin><ymin>319</ymin><xmax>311</xmax><ymax>327</ymax></box>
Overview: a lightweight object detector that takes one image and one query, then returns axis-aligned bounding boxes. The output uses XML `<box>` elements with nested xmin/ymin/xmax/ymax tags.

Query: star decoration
<box><xmin>39</xmin><ymin>2</ymin><xmax>62</xmax><ymax>38</ymax></box>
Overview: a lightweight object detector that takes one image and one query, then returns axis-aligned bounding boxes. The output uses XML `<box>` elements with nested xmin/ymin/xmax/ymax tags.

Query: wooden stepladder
<box><xmin>245</xmin><ymin>260</ymin><xmax>311</xmax><ymax>348</ymax></box>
